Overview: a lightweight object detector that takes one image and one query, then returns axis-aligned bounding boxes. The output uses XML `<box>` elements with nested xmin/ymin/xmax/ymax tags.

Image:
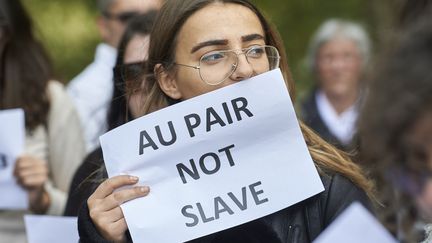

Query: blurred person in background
<box><xmin>300</xmin><ymin>19</ymin><xmax>371</xmax><ymax>151</ymax></box>
<box><xmin>0</xmin><ymin>0</ymin><xmax>85</xmax><ymax>242</ymax></box>
<box><xmin>64</xmin><ymin>11</ymin><xmax>157</xmax><ymax>217</ymax></box>
<box><xmin>67</xmin><ymin>0</ymin><xmax>162</xmax><ymax>152</ymax></box>
<box><xmin>358</xmin><ymin>10</ymin><xmax>432</xmax><ymax>243</ymax></box>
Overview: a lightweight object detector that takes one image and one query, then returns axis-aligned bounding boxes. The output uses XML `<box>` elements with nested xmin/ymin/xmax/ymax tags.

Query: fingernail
<box><xmin>140</xmin><ymin>186</ymin><xmax>150</xmax><ymax>193</ymax></box>
<box><xmin>129</xmin><ymin>176</ymin><xmax>139</xmax><ymax>181</ymax></box>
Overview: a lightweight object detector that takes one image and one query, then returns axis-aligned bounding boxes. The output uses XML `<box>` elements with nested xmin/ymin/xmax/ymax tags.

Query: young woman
<box><xmin>0</xmin><ymin>0</ymin><xmax>85</xmax><ymax>242</ymax></box>
<box><xmin>64</xmin><ymin>12</ymin><xmax>157</xmax><ymax>217</ymax></box>
<box><xmin>78</xmin><ymin>1</ymin><xmax>374</xmax><ymax>242</ymax></box>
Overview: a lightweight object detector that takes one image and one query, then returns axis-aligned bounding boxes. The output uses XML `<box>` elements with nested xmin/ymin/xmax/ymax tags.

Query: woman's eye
<box><xmin>247</xmin><ymin>46</ymin><xmax>265</xmax><ymax>58</ymax></box>
<box><xmin>201</xmin><ymin>52</ymin><xmax>226</xmax><ymax>64</ymax></box>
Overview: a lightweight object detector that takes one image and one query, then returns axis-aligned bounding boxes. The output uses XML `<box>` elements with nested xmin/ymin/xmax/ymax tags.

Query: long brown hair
<box><xmin>142</xmin><ymin>0</ymin><xmax>374</xmax><ymax>198</ymax></box>
<box><xmin>0</xmin><ymin>0</ymin><xmax>52</xmax><ymax>130</ymax></box>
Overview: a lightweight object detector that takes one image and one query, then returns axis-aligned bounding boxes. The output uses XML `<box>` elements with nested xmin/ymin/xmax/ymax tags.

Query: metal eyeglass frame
<box><xmin>174</xmin><ymin>45</ymin><xmax>280</xmax><ymax>86</ymax></box>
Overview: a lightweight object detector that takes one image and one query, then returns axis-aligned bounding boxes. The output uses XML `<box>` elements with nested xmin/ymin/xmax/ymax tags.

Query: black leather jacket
<box><xmin>78</xmin><ymin>173</ymin><xmax>372</xmax><ymax>243</ymax></box>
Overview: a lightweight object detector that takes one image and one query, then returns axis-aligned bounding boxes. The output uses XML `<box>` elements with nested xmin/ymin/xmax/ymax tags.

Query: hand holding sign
<box><xmin>88</xmin><ymin>175</ymin><xmax>150</xmax><ymax>242</ymax></box>
<box><xmin>14</xmin><ymin>156</ymin><xmax>50</xmax><ymax>213</ymax></box>
<box><xmin>14</xmin><ymin>156</ymin><xmax>48</xmax><ymax>190</ymax></box>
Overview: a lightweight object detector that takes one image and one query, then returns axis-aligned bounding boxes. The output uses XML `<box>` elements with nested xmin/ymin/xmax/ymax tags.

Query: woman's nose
<box><xmin>230</xmin><ymin>54</ymin><xmax>254</xmax><ymax>82</ymax></box>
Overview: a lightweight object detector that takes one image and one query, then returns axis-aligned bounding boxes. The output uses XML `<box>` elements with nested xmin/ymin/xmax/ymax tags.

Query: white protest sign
<box><xmin>313</xmin><ymin>202</ymin><xmax>397</xmax><ymax>243</ymax></box>
<box><xmin>100</xmin><ymin>69</ymin><xmax>324</xmax><ymax>243</ymax></box>
<box><xmin>24</xmin><ymin>215</ymin><xmax>78</xmax><ymax>243</ymax></box>
<box><xmin>0</xmin><ymin>108</ymin><xmax>28</xmax><ymax>209</ymax></box>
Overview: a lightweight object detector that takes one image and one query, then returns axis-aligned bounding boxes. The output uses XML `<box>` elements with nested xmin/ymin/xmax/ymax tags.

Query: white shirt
<box><xmin>67</xmin><ymin>43</ymin><xmax>117</xmax><ymax>152</ymax></box>
<box><xmin>316</xmin><ymin>91</ymin><xmax>358</xmax><ymax>145</ymax></box>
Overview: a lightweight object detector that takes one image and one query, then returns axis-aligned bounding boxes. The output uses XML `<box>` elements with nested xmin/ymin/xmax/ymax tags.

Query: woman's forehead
<box><xmin>177</xmin><ymin>3</ymin><xmax>264</xmax><ymax>46</ymax></box>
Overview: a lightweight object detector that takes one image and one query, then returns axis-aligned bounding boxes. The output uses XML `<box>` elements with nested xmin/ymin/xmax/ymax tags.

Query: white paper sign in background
<box><xmin>24</xmin><ymin>215</ymin><xmax>78</xmax><ymax>243</ymax></box>
<box><xmin>100</xmin><ymin>69</ymin><xmax>324</xmax><ymax>242</ymax></box>
<box><xmin>313</xmin><ymin>202</ymin><xmax>397</xmax><ymax>243</ymax></box>
<box><xmin>0</xmin><ymin>109</ymin><xmax>28</xmax><ymax>209</ymax></box>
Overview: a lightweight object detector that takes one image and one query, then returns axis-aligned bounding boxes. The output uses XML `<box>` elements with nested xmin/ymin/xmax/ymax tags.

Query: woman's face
<box><xmin>124</xmin><ymin>34</ymin><xmax>150</xmax><ymax>118</ymax></box>
<box><xmin>159</xmin><ymin>3</ymin><xmax>267</xmax><ymax>100</ymax></box>
<box><xmin>316</xmin><ymin>38</ymin><xmax>363</xmax><ymax>99</ymax></box>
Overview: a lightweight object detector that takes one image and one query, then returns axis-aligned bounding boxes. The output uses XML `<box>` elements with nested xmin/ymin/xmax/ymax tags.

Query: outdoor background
<box><xmin>22</xmin><ymin>0</ymin><xmax>399</xmax><ymax>98</ymax></box>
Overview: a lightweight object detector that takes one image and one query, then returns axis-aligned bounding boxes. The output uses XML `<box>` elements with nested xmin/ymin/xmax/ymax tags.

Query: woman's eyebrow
<box><xmin>242</xmin><ymin>34</ymin><xmax>264</xmax><ymax>42</ymax></box>
<box><xmin>191</xmin><ymin>39</ymin><xmax>228</xmax><ymax>53</ymax></box>
<box><xmin>190</xmin><ymin>34</ymin><xmax>264</xmax><ymax>53</ymax></box>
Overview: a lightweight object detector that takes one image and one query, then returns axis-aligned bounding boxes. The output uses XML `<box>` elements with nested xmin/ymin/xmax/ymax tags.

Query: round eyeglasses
<box><xmin>174</xmin><ymin>45</ymin><xmax>280</xmax><ymax>85</ymax></box>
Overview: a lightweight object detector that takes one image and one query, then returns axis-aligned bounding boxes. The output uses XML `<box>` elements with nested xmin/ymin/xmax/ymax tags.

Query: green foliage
<box><xmin>23</xmin><ymin>0</ymin><xmax>100</xmax><ymax>83</ymax></box>
<box><xmin>22</xmin><ymin>0</ymin><xmax>372</xmax><ymax>95</ymax></box>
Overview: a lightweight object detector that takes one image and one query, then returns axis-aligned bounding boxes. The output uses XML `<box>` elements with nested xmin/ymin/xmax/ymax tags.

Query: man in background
<box><xmin>67</xmin><ymin>0</ymin><xmax>162</xmax><ymax>152</ymax></box>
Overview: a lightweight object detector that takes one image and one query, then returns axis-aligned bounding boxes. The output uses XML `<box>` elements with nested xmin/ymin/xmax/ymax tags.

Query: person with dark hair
<box><xmin>78</xmin><ymin>1</ymin><xmax>375</xmax><ymax>242</ymax></box>
<box><xmin>300</xmin><ymin>19</ymin><xmax>371</xmax><ymax>151</ymax></box>
<box><xmin>64</xmin><ymin>12</ymin><xmax>157</xmax><ymax>217</ymax></box>
<box><xmin>67</xmin><ymin>0</ymin><xmax>162</xmax><ymax>153</ymax></box>
<box><xmin>0</xmin><ymin>0</ymin><xmax>85</xmax><ymax>242</ymax></box>
<box><xmin>357</xmin><ymin>10</ymin><xmax>432</xmax><ymax>243</ymax></box>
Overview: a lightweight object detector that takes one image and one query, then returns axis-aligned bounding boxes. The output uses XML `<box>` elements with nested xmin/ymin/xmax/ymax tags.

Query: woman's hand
<box><xmin>14</xmin><ymin>156</ymin><xmax>50</xmax><ymax>213</ymax></box>
<box><xmin>88</xmin><ymin>175</ymin><xmax>150</xmax><ymax>242</ymax></box>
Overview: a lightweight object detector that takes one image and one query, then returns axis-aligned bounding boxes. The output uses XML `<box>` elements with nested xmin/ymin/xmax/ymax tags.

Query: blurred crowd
<box><xmin>1</xmin><ymin>0</ymin><xmax>432</xmax><ymax>242</ymax></box>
